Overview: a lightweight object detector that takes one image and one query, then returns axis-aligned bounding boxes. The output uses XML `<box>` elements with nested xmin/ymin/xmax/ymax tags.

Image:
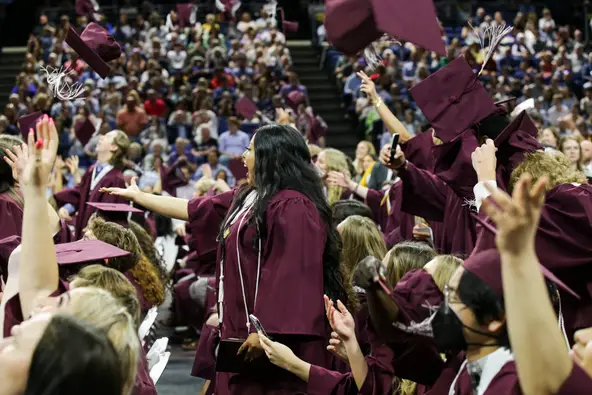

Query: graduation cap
<box><xmin>464</xmin><ymin>249</ymin><xmax>579</xmax><ymax>300</ymax></box>
<box><xmin>410</xmin><ymin>56</ymin><xmax>498</xmax><ymax>143</ymax></box>
<box><xmin>324</xmin><ymin>0</ymin><xmax>445</xmax><ymax>56</ymax></box>
<box><xmin>279</xmin><ymin>8</ymin><xmax>298</xmax><ymax>34</ymax></box>
<box><xmin>66</xmin><ymin>22</ymin><xmax>122</xmax><ymax>79</ymax></box>
<box><xmin>55</xmin><ymin>239</ymin><xmax>130</xmax><ymax>266</ymax></box>
<box><xmin>236</xmin><ymin>96</ymin><xmax>258</xmax><ymax>119</ymax></box>
<box><xmin>74</xmin><ymin>118</ymin><xmax>97</xmax><ymax>146</ymax></box>
<box><xmin>17</xmin><ymin>112</ymin><xmax>43</xmax><ymax>140</ymax></box>
<box><xmin>176</xmin><ymin>3</ymin><xmax>198</xmax><ymax>28</ymax></box>
<box><xmin>87</xmin><ymin>202</ymin><xmax>143</xmax><ymax>227</ymax></box>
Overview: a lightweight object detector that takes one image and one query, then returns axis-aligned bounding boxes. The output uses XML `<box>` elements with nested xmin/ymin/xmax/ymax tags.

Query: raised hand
<box><xmin>471</xmin><ymin>139</ymin><xmax>497</xmax><ymax>182</ymax></box>
<box><xmin>330</xmin><ymin>300</ymin><xmax>356</xmax><ymax>342</ymax></box>
<box><xmin>357</xmin><ymin>71</ymin><xmax>379</xmax><ymax>104</ymax></box>
<box><xmin>65</xmin><ymin>155</ymin><xmax>79</xmax><ymax>175</ymax></box>
<box><xmin>3</xmin><ymin>141</ymin><xmax>28</xmax><ymax>182</ymax></box>
<box><xmin>481</xmin><ymin>174</ymin><xmax>547</xmax><ymax>256</ymax></box>
<box><xmin>100</xmin><ymin>176</ymin><xmax>141</xmax><ymax>202</ymax></box>
<box><xmin>202</xmin><ymin>163</ymin><xmax>213</xmax><ymax>179</ymax></box>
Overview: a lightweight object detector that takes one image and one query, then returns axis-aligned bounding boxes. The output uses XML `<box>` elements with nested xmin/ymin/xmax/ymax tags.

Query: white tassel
<box><xmin>166</xmin><ymin>13</ymin><xmax>174</xmax><ymax>32</ymax></box>
<box><xmin>363</xmin><ymin>43</ymin><xmax>382</xmax><ymax>71</ymax></box>
<box><xmin>392</xmin><ymin>303</ymin><xmax>439</xmax><ymax>338</ymax></box>
<box><xmin>469</xmin><ymin>22</ymin><xmax>513</xmax><ymax>75</ymax></box>
<box><xmin>231</xmin><ymin>1</ymin><xmax>241</xmax><ymax>17</ymax></box>
<box><xmin>41</xmin><ymin>65</ymin><xmax>86</xmax><ymax>101</ymax></box>
<box><xmin>263</xmin><ymin>0</ymin><xmax>278</xmax><ymax>26</ymax></box>
<box><xmin>189</xmin><ymin>5</ymin><xmax>198</xmax><ymax>25</ymax></box>
<box><xmin>215</xmin><ymin>0</ymin><xmax>226</xmax><ymax>12</ymax></box>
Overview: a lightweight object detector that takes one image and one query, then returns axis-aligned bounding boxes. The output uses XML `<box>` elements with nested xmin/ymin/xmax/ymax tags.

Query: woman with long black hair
<box><xmin>102</xmin><ymin>124</ymin><xmax>354</xmax><ymax>394</ymax></box>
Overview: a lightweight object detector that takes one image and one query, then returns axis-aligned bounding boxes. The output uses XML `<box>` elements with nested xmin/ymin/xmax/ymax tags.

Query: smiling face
<box><xmin>0</xmin><ymin>312</ymin><xmax>52</xmax><ymax>395</ymax></box>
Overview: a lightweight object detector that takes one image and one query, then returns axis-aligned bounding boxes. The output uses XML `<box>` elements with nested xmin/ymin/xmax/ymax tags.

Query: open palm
<box><xmin>100</xmin><ymin>177</ymin><xmax>141</xmax><ymax>201</ymax></box>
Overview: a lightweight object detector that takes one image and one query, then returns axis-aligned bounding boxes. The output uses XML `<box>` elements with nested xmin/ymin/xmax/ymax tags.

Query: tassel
<box><xmin>392</xmin><ymin>303</ymin><xmax>439</xmax><ymax>338</ymax></box>
<box><xmin>41</xmin><ymin>65</ymin><xmax>86</xmax><ymax>101</ymax></box>
<box><xmin>363</xmin><ymin>35</ymin><xmax>402</xmax><ymax>72</ymax></box>
<box><xmin>469</xmin><ymin>22</ymin><xmax>513</xmax><ymax>75</ymax></box>
<box><xmin>165</xmin><ymin>13</ymin><xmax>174</xmax><ymax>32</ymax></box>
<box><xmin>215</xmin><ymin>0</ymin><xmax>226</xmax><ymax>13</ymax></box>
<box><xmin>231</xmin><ymin>1</ymin><xmax>242</xmax><ymax>17</ymax></box>
<box><xmin>263</xmin><ymin>0</ymin><xmax>278</xmax><ymax>23</ymax></box>
<box><xmin>189</xmin><ymin>5</ymin><xmax>198</xmax><ymax>25</ymax></box>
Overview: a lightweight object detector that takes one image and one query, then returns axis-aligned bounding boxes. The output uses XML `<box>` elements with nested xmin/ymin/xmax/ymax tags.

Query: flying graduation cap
<box><xmin>42</xmin><ymin>22</ymin><xmax>122</xmax><ymax>101</ymax></box>
<box><xmin>324</xmin><ymin>0</ymin><xmax>446</xmax><ymax>58</ymax></box>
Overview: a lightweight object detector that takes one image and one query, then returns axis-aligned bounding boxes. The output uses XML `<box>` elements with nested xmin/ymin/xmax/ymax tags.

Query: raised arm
<box><xmin>482</xmin><ymin>175</ymin><xmax>574</xmax><ymax>394</ymax></box>
<box><xmin>101</xmin><ymin>177</ymin><xmax>190</xmax><ymax>221</ymax></box>
<box><xmin>358</xmin><ymin>71</ymin><xmax>413</xmax><ymax>143</ymax></box>
<box><xmin>19</xmin><ymin>118</ymin><xmax>60</xmax><ymax>318</ymax></box>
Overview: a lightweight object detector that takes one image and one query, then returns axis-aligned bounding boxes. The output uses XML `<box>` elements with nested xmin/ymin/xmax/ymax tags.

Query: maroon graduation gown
<box><xmin>0</xmin><ymin>193</ymin><xmax>23</xmax><ymax>241</ymax></box>
<box><xmin>54</xmin><ymin>165</ymin><xmax>128</xmax><ymax>239</ymax></box>
<box><xmin>187</xmin><ymin>189</ymin><xmax>332</xmax><ymax>394</ymax></box>
<box><xmin>557</xmin><ymin>363</ymin><xmax>592</xmax><ymax>394</ymax></box>
<box><xmin>400</xmin><ymin>130</ymin><xmax>435</xmax><ymax>172</ymax></box>
<box><xmin>473</xmin><ymin>183</ymin><xmax>592</xmax><ymax>344</ymax></box>
<box><xmin>398</xmin><ymin>162</ymin><xmax>476</xmax><ymax>255</ymax></box>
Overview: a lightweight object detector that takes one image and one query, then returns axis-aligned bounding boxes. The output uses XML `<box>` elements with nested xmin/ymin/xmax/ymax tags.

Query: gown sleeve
<box><xmin>186</xmin><ymin>189</ymin><xmax>235</xmax><ymax>260</ymax></box>
<box><xmin>0</xmin><ymin>195</ymin><xmax>23</xmax><ymax>241</ymax></box>
<box><xmin>254</xmin><ymin>195</ymin><xmax>326</xmax><ymax>337</ymax></box>
<box><xmin>556</xmin><ymin>363</ymin><xmax>592</xmax><ymax>394</ymax></box>
<box><xmin>398</xmin><ymin>162</ymin><xmax>449</xmax><ymax>222</ymax></box>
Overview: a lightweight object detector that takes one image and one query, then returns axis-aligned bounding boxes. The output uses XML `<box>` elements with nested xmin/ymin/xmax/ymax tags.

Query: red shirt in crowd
<box><xmin>144</xmin><ymin>98</ymin><xmax>167</xmax><ymax>117</ymax></box>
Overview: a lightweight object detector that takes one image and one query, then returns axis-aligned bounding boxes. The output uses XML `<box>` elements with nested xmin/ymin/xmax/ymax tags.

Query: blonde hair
<box><xmin>338</xmin><ymin>215</ymin><xmax>387</xmax><ymax>280</ymax></box>
<box><xmin>321</xmin><ymin>148</ymin><xmax>350</xmax><ymax>205</ymax></box>
<box><xmin>72</xmin><ymin>265</ymin><xmax>141</xmax><ymax>328</ymax></box>
<box><xmin>110</xmin><ymin>130</ymin><xmax>131</xmax><ymax>169</ymax></box>
<box><xmin>510</xmin><ymin>150</ymin><xmax>587</xmax><ymax>192</ymax></box>
<box><xmin>195</xmin><ymin>177</ymin><xmax>216</xmax><ymax>196</ymax></box>
<box><xmin>430</xmin><ymin>255</ymin><xmax>463</xmax><ymax>291</ymax></box>
<box><xmin>384</xmin><ymin>241</ymin><xmax>437</xmax><ymax>286</ymax></box>
<box><xmin>68</xmin><ymin>287</ymin><xmax>140</xmax><ymax>395</ymax></box>
<box><xmin>308</xmin><ymin>143</ymin><xmax>321</xmax><ymax>158</ymax></box>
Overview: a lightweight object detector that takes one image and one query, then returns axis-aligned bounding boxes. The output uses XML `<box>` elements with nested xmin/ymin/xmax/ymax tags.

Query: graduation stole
<box><xmin>380</xmin><ymin>189</ymin><xmax>391</xmax><ymax>215</ymax></box>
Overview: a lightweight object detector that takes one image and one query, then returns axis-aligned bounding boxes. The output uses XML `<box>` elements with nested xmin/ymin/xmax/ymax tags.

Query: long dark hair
<box><xmin>217</xmin><ymin>125</ymin><xmax>352</xmax><ymax>309</ymax></box>
<box><xmin>25</xmin><ymin>314</ymin><xmax>123</xmax><ymax>395</ymax></box>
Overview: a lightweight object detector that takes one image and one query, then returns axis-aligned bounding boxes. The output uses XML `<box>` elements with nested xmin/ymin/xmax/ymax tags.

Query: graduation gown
<box><xmin>0</xmin><ymin>193</ymin><xmax>23</xmax><ymax>242</ymax></box>
<box><xmin>557</xmin><ymin>363</ymin><xmax>592</xmax><ymax>394</ymax></box>
<box><xmin>473</xmin><ymin>183</ymin><xmax>592</xmax><ymax>343</ymax></box>
<box><xmin>187</xmin><ymin>189</ymin><xmax>332</xmax><ymax>394</ymax></box>
<box><xmin>54</xmin><ymin>164</ymin><xmax>128</xmax><ymax>240</ymax></box>
<box><xmin>398</xmin><ymin>162</ymin><xmax>477</xmax><ymax>255</ymax></box>
<box><xmin>389</xmin><ymin>270</ymin><xmax>522</xmax><ymax>395</ymax></box>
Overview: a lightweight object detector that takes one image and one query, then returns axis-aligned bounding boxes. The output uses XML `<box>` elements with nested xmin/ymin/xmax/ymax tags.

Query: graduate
<box><xmin>54</xmin><ymin>126</ymin><xmax>131</xmax><ymax>239</ymax></box>
<box><xmin>102</xmin><ymin>124</ymin><xmax>354</xmax><ymax>394</ymax></box>
<box><xmin>482</xmin><ymin>173</ymin><xmax>592</xmax><ymax>394</ymax></box>
<box><xmin>1</xmin><ymin>122</ymin><xmax>143</xmax><ymax>395</ymax></box>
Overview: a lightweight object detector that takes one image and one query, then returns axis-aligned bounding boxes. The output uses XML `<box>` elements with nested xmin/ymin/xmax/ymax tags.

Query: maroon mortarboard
<box><xmin>370</xmin><ymin>0</ymin><xmax>446</xmax><ymax>56</ymax></box>
<box><xmin>55</xmin><ymin>239</ymin><xmax>130</xmax><ymax>266</ymax></box>
<box><xmin>280</xmin><ymin>8</ymin><xmax>299</xmax><ymax>34</ymax></box>
<box><xmin>410</xmin><ymin>56</ymin><xmax>498</xmax><ymax>143</ymax></box>
<box><xmin>286</xmin><ymin>90</ymin><xmax>306</xmax><ymax>110</ymax></box>
<box><xmin>87</xmin><ymin>202</ymin><xmax>143</xmax><ymax>227</ymax></box>
<box><xmin>66</xmin><ymin>22</ymin><xmax>122</xmax><ymax>79</ymax></box>
<box><xmin>75</xmin><ymin>118</ymin><xmax>97</xmax><ymax>146</ymax></box>
<box><xmin>176</xmin><ymin>3</ymin><xmax>198</xmax><ymax>28</ymax></box>
<box><xmin>465</xmin><ymin>249</ymin><xmax>579</xmax><ymax>300</ymax></box>
<box><xmin>236</xmin><ymin>96</ymin><xmax>258</xmax><ymax>119</ymax></box>
<box><xmin>17</xmin><ymin>112</ymin><xmax>43</xmax><ymax>140</ymax></box>
<box><xmin>324</xmin><ymin>0</ymin><xmax>381</xmax><ymax>55</ymax></box>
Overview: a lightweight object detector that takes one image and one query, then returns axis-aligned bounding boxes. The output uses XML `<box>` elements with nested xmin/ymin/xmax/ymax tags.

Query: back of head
<box><xmin>68</xmin><ymin>287</ymin><xmax>140</xmax><ymax>395</ymax></box>
<box><xmin>510</xmin><ymin>150</ymin><xmax>587</xmax><ymax>191</ymax></box>
<box><xmin>430</xmin><ymin>255</ymin><xmax>463</xmax><ymax>291</ymax></box>
<box><xmin>87</xmin><ymin>217</ymin><xmax>142</xmax><ymax>272</ymax></box>
<box><xmin>25</xmin><ymin>314</ymin><xmax>123</xmax><ymax>395</ymax></box>
<box><xmin>332</xmin><ymin>200</ymin><xmax>373</xmax><ymax>225</ymax></box>
<box><xmin>72</xmin><ymin>265</ymin><xmax>141</xmax><ymax>328</ymax></box>
<box><xmin>110</xmin><ymin>130</ymin><xmax>131</xmax><ymax>169</ymax></box>
<box><xmin>128</xmin><ymin>220</ymin><xmax>169</xmax><ymax>288</ymax></box>
<box><xmin>338</xmin><ymin>215</ymin><xmax>388</xmax><ymax>276</ymax></box>
<box><xmin>385</xmin><ymin>241</ymin><xmax>437</xmax><ymax>286</ymax></box>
